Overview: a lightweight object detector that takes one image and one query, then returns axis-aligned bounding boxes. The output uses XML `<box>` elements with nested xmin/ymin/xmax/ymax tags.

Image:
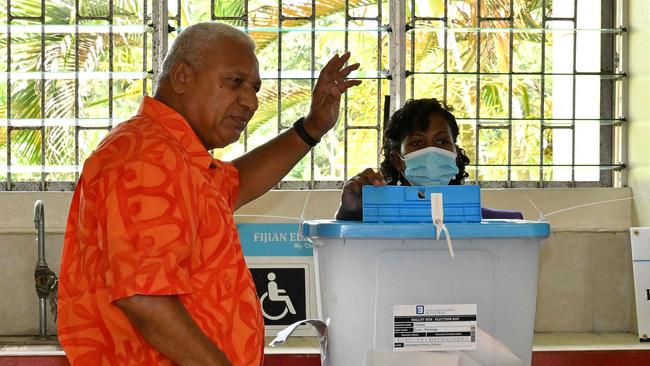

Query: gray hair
<box><xmin>157</xmin><ymin>22</ymin><xmax>256</xmax><ymax>84</ymax></box>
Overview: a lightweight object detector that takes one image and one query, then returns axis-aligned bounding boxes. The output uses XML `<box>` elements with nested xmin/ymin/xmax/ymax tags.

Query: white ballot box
<box><xmin>302</xmin><ymin>219</ymin><xmax>550</xmax><ymax>366</ymax></box>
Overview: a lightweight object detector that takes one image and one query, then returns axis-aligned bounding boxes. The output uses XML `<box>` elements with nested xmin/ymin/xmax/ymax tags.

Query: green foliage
<box><xmin>1</xmin><ymin>0</ymin><xmax>146</xmax><ymax>181</ymax></box>
<box><xmin>2</xmin><ymin>0</ymin><xmax>565</xmax><ymax>184</ymax></box>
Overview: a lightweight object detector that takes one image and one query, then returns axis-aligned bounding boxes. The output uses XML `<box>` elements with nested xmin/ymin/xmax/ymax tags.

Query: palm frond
<box><xmin>249</xmin><ymin>0</ymin><xmax>379</xmax><ymax>51</ymax></box>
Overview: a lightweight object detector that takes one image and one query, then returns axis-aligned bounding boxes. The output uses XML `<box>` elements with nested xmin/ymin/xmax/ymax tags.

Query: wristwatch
<box><xmin>292</xmin><ymin>117</ymin><xmax>321</xmax><ymax>147</ymax></box>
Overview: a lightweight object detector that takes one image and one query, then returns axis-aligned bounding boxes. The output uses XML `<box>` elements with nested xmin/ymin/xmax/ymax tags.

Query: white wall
<box><xmin>0</xmin><ymin>188</ymin><xmax>635</xmax><ymax>335</ymax></box>
<box><xmin>629</xmin><ymin>0</ymin><xmax>650</xmax><ymax>227</ymax></box>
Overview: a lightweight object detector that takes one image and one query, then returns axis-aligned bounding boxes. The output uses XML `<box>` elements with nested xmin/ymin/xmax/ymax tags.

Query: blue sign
<box><xmin>237</xmin><ymin>223</ymin><xmax>313</xmax><ymax>256</ymax></box>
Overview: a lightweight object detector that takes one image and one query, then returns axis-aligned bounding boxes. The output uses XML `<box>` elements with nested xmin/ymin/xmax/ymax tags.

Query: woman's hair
<box><xmin>380</xmin><ymin>98</ymin><xmax>470</xmax><ymax>185</ymax></box>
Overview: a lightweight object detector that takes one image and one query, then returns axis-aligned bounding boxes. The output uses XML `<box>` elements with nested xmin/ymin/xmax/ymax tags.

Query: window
<box><xmin>0</xmin><ymin>0</ymin><xmax>625</xmax><ymax>190</ymax></box>
<box><xmin>403</xmin><ymin>0</ymin><xmax>626</xmax><ymax>187</ymax></box>
<box><xmin>0</xmin><ymin>0</ymin><xmax>151</xmax><ymax>190</ymax></box>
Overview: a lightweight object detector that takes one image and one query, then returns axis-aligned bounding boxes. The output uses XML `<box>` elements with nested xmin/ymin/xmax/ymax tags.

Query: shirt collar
<box><xmin>137</xmin><ymin>96</ymin><xmax>216</xmax><ymax>169</ymax></box>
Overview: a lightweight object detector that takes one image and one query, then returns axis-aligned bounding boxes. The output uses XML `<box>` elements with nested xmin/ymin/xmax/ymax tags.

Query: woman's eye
<box><xmin>409</xmin><ymin>139</ymin><xmax>422</xmax><ymax>146</ymax></box>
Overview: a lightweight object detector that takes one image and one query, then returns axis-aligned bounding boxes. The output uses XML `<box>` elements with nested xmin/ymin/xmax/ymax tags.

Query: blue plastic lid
<box><xmin>301</xmin><ymin>219</ymin><xmax>550</xmax><ymax>239</ymax></box>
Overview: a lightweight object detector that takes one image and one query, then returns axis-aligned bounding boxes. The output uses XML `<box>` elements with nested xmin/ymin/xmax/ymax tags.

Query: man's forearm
<box><xmin>115</xmin><ymin>295</ymin><xmax>231</xmax><ymax>366</ymax></box>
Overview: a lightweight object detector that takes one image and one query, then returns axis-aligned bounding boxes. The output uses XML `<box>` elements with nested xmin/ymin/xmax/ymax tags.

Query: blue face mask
<box><xmin>402</xmin><ymin>146</ymin><xmax>460</xmax><ymax>186</ymax></box>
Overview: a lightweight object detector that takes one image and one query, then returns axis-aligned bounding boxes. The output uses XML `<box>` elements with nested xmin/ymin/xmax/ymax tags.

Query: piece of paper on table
<box><xmin>269</xmin><ymin>319</ymin><xmax>329</xmax><ymax>366</ymax></box>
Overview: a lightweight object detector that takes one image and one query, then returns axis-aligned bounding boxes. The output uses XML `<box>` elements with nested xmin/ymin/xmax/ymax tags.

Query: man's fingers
<box><xmin>336</xmin><ymin>51</ymin><xmax>351</xmax><ymax>70</ymax></box>
<box><xmin>338</xmin><ymin>63</ymin><xmax>360</xmax><ymax>78</ymax></box>
<box><xmin>338</xmin><ymin>80</ymin><xmax>362</xmax><ymax>92</ymax></box>
<box><xmin>320</xmin><ymin>53</ymin><xmax>340</xmax><ymax>75</ymax></box>
<box><xmin>320</xmin><ymin>52</ymin><xmax>352</xmax><ymax>80</ymax></box>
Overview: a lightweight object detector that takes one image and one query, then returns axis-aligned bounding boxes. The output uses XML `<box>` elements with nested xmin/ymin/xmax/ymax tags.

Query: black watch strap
<box><xmin>292</xmin><ymin>117</ymin><xmax>320</xmax><ymax>147</ymax></box>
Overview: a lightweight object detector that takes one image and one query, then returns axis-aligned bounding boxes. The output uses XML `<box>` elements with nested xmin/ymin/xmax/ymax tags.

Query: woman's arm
<box><xmin>335</xmin><ymin>168</ymin><xmax>386</xmax><ymax>221</ymax></box>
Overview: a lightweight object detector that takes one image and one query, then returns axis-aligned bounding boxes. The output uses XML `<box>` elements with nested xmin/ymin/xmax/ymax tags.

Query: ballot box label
<box><xmin>393</xmin><ymin>304</ymin><xmax>477</xmax><ymax>352</ymax></box>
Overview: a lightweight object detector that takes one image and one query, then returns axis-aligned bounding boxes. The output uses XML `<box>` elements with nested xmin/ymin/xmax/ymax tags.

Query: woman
<box><xmin>336</xmin><ymin>98</ymin><xmax>521</xmax><ymax>221</ymax></box>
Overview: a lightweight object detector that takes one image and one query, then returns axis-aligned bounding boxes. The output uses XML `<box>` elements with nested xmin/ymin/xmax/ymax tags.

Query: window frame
<box><xmin>1</xmin><ymin>0</ymin><xmax>627</xmax><ymax>190</ymax></box>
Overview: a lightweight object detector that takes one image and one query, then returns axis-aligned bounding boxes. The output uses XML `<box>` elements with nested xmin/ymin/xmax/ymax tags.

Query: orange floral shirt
<box><xmin>58</xmin><ymin>97</ymin><xmax>264</xmax><ymax>365</ymax></box>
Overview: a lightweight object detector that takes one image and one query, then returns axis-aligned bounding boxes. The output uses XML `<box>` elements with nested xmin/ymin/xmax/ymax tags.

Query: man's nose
<box><xmin>239</xmin><ymin>86</ymin><xmax>259</xmax><ymax>113</ymax></box>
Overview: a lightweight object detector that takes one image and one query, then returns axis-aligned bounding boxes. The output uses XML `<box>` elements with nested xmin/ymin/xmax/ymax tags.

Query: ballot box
<box><xmin>302</xmin><ymin>219</ymin><xmax>550</xmax><ymax>366</ymax></box>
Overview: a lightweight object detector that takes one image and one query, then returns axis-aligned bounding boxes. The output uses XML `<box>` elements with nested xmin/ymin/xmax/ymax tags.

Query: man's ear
<box><xmin>169</xmin><ymin>62</ymin><xmax>194</xmax><ymax>94</ymax></box>
<box><xmin>389</xmin><ymin>150</ymin><xmax>405</xmax><ymax>173</ymax></box>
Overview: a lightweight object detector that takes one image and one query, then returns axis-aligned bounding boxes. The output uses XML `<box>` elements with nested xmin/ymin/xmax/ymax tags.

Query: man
<box><xmin>57</xmin><ymin>22</ymin><xmax>360</xmax><ymax>365</ymax></box>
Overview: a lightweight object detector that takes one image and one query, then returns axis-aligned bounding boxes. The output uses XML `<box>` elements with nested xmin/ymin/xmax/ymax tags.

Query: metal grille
<box><xmin>405</xmin><ymin>0</ymin><xmax>626</xmax><ymax>188</ymax></box>
<box><xmin>0</xmin><ymin>0</ymin><xmax>626</xmax><ymax>190</ymax></box>
<box><xmin>0</xmin><ymin>0</ymin><xmax>151</xmax><ymax>190</ymax></box>
<box><xmin>162</xmin><ymin>0</ymin><xmax>389</xmax><ymax>189</ymax></box>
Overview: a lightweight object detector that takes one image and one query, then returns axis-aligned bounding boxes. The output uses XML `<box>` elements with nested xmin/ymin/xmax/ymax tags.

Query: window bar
<box><xmin>388</xmin><ymin>0</ymin><xmax>406</xmax><ymax>115</ymax></box>
<box><xmin>454</xmin><ymin>117</ymin><xmax>625</xmax><ymax>126</ymax></box>
<box><xmin>74</xmin><ymin>0</ymin><xmax>80</xmax><ymax>182</ymax></box>
<box><xmin>213</xmin><ymin>1</ymin><xmax>249</xmax><ymax>152</ymax></box>
<box><xmin>151</xmin><ymin>0</ymin><xmax>167</xmax><ymax>97</ymax></box>
<box><xmin>175</xmin><ymin>0</ymin><xmax>181</xmax><ymax>30</ymax></box>
<box><xmin>376</xmin><ymin>0</ymin><xmax>383</xmax><ymax>170</ymax></box>
<box><xmin>408</xmin><ymin>0</ymin><xmax>415</xmax><ymax>99</ymax></box>
<box><xmin>613</xmin><ymin>0</ymin><xmax>628</xmax><ymax>187</ymax></box>
<box><xmin>210</xmin><ymin>0</ymin><xmax>214</xmax><ymax>26</ymax></box>
<box><xmin>276</xmin><ymin>0</ymin><xmax>283</xmax><ymax>165</ymax></box>
<box><xmin>406</xmin><ymin>71</ymin><xmax>625</xmax><ymax>77</ymax></box>
<box><xmin>474</xmin><ymin>1</ymin><xmax>481</xmax><ymax>184</ymax></box>
<box><xmin>571</xmin><ymin>0</ymin><xmax>578</xmax><ymax>186</ymax></box>
<box><xmin>108</xmin><ymin>0</ymin><xmax>114</xmax><ymax>130</ymax></box>
<box><xmin>507</xmin><ymin>0</ymin><xmax>514</xmax><ymax>186</ymax></box>
<box><xmin>599</xmin><ymin>0</ymin><xmax>617</xmax><ymax>186</ymax></box>
<box><xmin>40</xmin><ymin>0</ymin><xmax>46</xmax><ymax>190</ymax></box>
<box><xmin>310</xmin><ymin>0</ymin><xmax>316</xmax><ymax>187</ymax></box>
<box><xmin>244</xmin><ymin>0</ymin><xmax>249</xmax><ymax>31</ymax></box>
<box><xmin>243</xmin><ymin>0</ymin><xmax>250</xmax><ymax>152</ymax></box>
<box><xmin>539</xmin><ymin>0</ymin><xmax>547</xmax><ymax>187</ymax></box>
<box><xmin>142</xmin><ymin>0</ymin><xmax>148</xmax><ymax>95</ymax></box>
<box><xmin>442</xmin><ymin>0</ymin><xmax>448</xmax><ymax>106</ymax></box>
<box><xmin>343</xmin><ymin>0</ymin><xmax>350</xmax><ymax>182</ymax></box>
<box><xmin>6</xmin><ymin>0</ymin><xmax>12</xmax><ymax>190</ymax></box>
<box><xmin>470</xmin><ymin>163</ymin><xmax>624</xmax><ymax>168</ymax></box>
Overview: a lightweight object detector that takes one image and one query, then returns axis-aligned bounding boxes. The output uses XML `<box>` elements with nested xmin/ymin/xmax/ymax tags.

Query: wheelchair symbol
<box><xmin>260</xmin><ymin>272</ymin><xmax>296</xmax><ymax>321</ymax></box>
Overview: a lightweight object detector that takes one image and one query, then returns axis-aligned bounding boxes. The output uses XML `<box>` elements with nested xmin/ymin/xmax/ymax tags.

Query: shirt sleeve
<box><xmin>99</xmin><ymin>157</ymin><xmax>196</xmax><ymax>303</ymax></box>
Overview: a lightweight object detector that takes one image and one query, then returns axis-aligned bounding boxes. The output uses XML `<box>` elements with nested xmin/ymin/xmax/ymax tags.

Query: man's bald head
<box><xmin>157</xmin><ymin>22</ymin><xmax>256</xmax><ymax>87</ymax></box>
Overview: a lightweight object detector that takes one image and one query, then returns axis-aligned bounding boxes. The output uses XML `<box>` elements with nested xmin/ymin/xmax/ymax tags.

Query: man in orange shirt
<box><xmin>57</xmin><ymin>22</ymin><xmax>361</xmax><ymax>365</ymax></box>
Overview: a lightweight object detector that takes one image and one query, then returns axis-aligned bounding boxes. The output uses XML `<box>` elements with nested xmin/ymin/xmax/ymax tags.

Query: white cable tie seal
<box><xmin>431</xmin><ymin>193</ymin><xmax>454</xmax><ymax>258</ymax></box>
<box><xmin>442</xmin><ymin>224</ymin><xmax>454</xmax><ymax>258</ymax></box>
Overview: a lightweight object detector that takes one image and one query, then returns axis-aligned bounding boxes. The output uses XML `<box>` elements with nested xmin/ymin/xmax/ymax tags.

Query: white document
<box><xmin>394</xmin><ymin>304</ymin><xmax>477</xmax><ymax>352</ymax></box>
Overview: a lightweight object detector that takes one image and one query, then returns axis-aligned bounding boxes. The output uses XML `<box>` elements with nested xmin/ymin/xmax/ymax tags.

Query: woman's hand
<box><xmin>335</xmin><ymin>168</ymin><xmax>386</xmax><ymax>220</ymax></box>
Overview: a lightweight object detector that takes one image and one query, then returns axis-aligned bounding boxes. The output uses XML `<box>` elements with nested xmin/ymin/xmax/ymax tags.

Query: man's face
<box><xmin>179</xmin><ymin>37</ymin><xmax>261</xmax><ymax>149</ymax></box>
